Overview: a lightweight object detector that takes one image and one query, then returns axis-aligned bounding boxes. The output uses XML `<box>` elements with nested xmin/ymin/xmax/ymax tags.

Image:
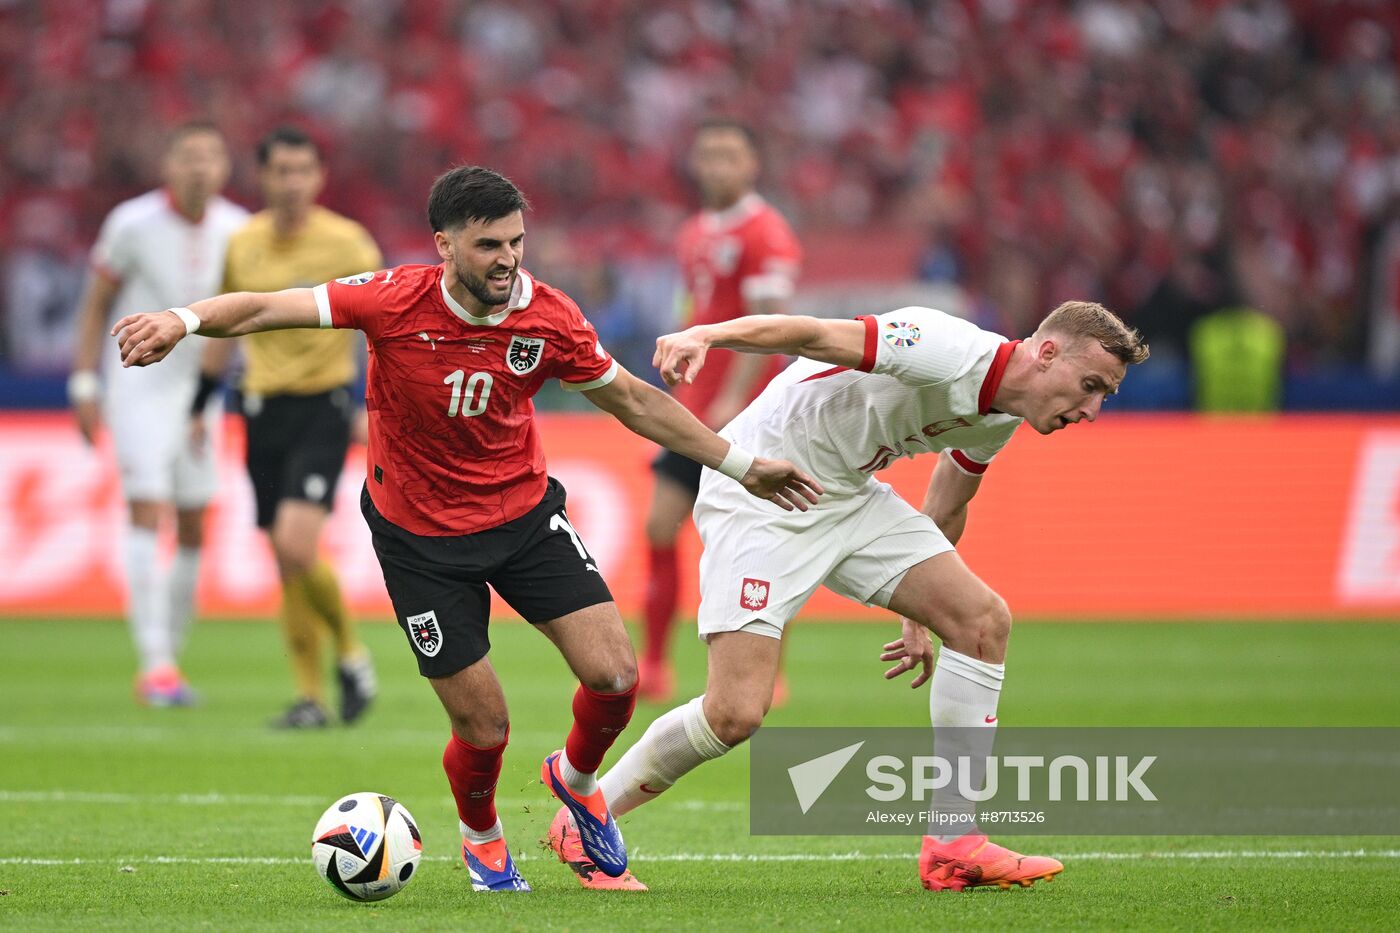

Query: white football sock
<box><xmin>598</xmin><ymin>695</ymin><xmax>731</xmax><ymax>817</ymax></box>
<box><xmin>124</xmin><ymin>526</ymin><xmax>172</xmax><ymax>674</ymax></box>
<box><xmin>559</xmin><ymin>749</ymin><xmax>598</xmax><ymax>796</ymax></box>
<box><xmin>167</xmin><ymin>545</ymin><xmax>201</xmax><ymax>658</ymax></box>
<box><xmin>460</xmin><ymin>817</ymin><xmax>504</xmax><ymax>845</ymax></box>
<box><xmin>929</xmin><ymin>646</ymin><xmax>1004</xmax><ymax>843</ymax></box>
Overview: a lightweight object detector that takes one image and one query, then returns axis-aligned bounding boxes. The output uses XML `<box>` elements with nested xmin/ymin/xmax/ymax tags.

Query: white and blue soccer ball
<box><xmin>311</xmin><ymin>792</ymin><xmax>422</xmax><ymax>901</ymax></box>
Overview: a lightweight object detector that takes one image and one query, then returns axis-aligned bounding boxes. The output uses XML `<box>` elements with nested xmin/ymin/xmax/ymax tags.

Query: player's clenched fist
<box><xmin>737</xmin><ymin>457</ymin><xmax>823</xmax><ymax>511</ymax></box>
<box><xmin>111</xmin><ymin>309</ymin><xmax>189</xmax><ymax>367</ymax></box>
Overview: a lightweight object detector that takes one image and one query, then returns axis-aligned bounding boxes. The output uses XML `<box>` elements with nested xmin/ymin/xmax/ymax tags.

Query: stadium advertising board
<box><xmin>3</xmin><ymin>412</ymin><xmax>1398</xmax><ymax>620</ymax></box>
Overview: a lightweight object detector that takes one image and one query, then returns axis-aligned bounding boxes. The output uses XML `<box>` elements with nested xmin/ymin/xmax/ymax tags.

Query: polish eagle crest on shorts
<box><xmin>406</xmin><ymin>610</ymin><xmax>443</xmax><ymax>657</ymax></box>
<box><xmin>506</xmin><ymin>336</ymin><xmax>546</xmax><ymax>375</ymax></box>
<box><xmin>740</xmin><ymin>578</ymin><xmax>770</xmax><ymax>611</ymax></box>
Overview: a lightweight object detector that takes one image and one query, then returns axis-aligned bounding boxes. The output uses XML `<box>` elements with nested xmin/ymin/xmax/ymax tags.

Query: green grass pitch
<box><xmin>2</xmin><ymin>618</ymin><xmax>1399</xmax><ymax>930</ymax></box>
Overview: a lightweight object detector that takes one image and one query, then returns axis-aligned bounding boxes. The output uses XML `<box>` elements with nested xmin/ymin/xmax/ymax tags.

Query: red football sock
<box><xmin>643</xmin><ymin>544</ymin><xmax>679</xmax><ymax>664</ymax></box>
<box><xmin>442</xmin><ymin>727</ymin><xmax>507</xmax><ymax>832</ymax></box>
<box><xmin>565</xmin><ymin>683</ymin><xmax>638</xmax><ymax>775</ymax></box>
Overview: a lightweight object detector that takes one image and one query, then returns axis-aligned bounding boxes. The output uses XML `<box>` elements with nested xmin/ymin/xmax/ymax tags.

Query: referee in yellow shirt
<box><xmin>196</xmin><ymin>127</ymin><xmax>381</xmax><ymax>728</ymax></box>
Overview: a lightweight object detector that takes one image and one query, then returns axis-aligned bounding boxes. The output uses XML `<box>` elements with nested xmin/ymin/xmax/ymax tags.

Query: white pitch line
<box><xmin>0</xmin><ymin>790</ymin><xmax>328</xmax><ymax>807</ymax></box>
<box><xmin>0</xmin><ymin>789</ymin><xmax>741</xmax><ymax>812</ymax></box>
<box><xmin>0</xmin><ymin>726</ymin><xmax>564</xmax><ymax>746</ymax></box>
<box><xmin>634</xmin><ymin>849</ymin><xmax>1400</xmax><ymax>862</ymax></box>
<box><xmin>4</xmin><ymin>850</ymin><xmax>1400</xmax><ymax>868</ymax></box>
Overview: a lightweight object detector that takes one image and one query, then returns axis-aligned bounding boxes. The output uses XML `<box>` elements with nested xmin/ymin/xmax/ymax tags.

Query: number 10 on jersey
<box><xmin>444</xmin><ymin>370</ymin><xmax>492</xmax><ymax>417</ymax></box>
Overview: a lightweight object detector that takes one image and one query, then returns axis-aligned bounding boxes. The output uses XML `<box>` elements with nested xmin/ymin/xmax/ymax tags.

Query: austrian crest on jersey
<box><xmin>506</xmin><ymin>335</ymin><xmax>546</xmax><ymax>375</ymax></box>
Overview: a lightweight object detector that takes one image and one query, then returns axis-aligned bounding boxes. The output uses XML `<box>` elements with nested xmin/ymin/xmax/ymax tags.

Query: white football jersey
<box><xmin>723</xmin><ymin>307</ymin><xmax>1024</xmax><ymax>499</ymax></box>
<box><xmin>92</xmin><ymin>189</ymin><xmax>248</xmax><ymax>397</ymax></box>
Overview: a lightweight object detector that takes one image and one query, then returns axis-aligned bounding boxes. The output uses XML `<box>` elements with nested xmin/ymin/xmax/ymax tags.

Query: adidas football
<box><xmin>311</xmin><ymin>792</ymin><xmax>422</xmax><ymax>901</ymax></box>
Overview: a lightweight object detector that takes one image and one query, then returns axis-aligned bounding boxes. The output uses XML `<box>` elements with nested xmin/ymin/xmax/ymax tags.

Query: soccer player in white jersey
<box><xmin>68</xmin><ymin>121</ymin><xmax>249</xmax><ymax>706</ymax></box>
<box><xmin>547</xmin><ymin>300</ymin><xmax>1149</xmax><ymax>891</ymax></box>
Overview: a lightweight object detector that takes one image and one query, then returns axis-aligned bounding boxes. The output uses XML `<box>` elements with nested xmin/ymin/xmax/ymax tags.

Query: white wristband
<box><xmin>168</xmin><ymin>306</ymin><xmax>200</xmax><ymax>335</ymax></box>
<box><xmin>67</xmin><ymin>370</ymin><xmax>100</xmax><ymax>403</ymax></box>
<box><xmin>716</xmin><ymin>443</ymin><xmax>756</xmax><ymax>481</ymax></box>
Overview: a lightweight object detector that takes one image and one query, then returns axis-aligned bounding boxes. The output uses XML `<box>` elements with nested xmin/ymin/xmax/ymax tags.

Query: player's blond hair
<box><xmin>1035</xmin><ymin>301</ymin><xmax>1150</xmax><ymax>365</ymax></box>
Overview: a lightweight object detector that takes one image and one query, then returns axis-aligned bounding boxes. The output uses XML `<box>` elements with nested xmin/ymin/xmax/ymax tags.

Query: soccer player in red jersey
<box><xmin>110</xmin><ymin>166</ymin><xmax>821</xmax><ymax>893</ymax></box>
<box><xmin>641</xmin><ymin>118</ymin><xmax>803</xmax><ymax>703</ymax></box>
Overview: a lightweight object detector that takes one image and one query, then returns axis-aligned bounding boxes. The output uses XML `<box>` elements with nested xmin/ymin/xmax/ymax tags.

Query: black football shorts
<box><xmin>244</xmin><ymin>387</ymin><xmax>353</xmax><ymax>528</ymax></box>
<box><xmin>361</xmin><ymin>477</ymin><xmax>615</xmax><ymax>678</ymax></box>
<box><xmin>651</xmin><ymin>448</ymin><xmax>704</xmax><ymax>494</ymax></box>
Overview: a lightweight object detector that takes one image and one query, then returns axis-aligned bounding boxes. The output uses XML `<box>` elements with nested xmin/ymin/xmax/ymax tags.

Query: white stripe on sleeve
<box><xmin>561</xmin><ymin>359</ymin><xmax>619</xmax><ymax>392</ymax></box>
<box><xmin>312</xmin><ymin>283</ymin><xmax>333</xmax><ymax>329</ymax></box>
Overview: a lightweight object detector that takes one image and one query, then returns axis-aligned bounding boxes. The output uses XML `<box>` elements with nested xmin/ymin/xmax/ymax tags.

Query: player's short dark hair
<box><xmin>167</xmin><ymin>119</ymin><xmax>223</xmax><ymax>149</ymax></box>
<box><xmin>256</xmin><ymin>126</ymin><xmax>321</xmax><ymax>166</ymax></box>
<box><xmin>427</xmin><ymin>166</ymin><xmax>530</xmax><ymax>232</ymax></box>
<box><xmin>695</xmin><ymin>116</ymin><xmax>759</xmax><ymax>152</ymax></box>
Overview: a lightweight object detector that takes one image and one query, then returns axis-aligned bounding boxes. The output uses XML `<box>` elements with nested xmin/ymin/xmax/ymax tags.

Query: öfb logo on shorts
<box><xmin>740</xmin><ymin>578</ymin><xmax>770</xmax><ymax>611</ymax></box>
<box><xmin>406</xmin><ymin>610</ymin><xmax>443</xmax><ymax>657</ymax></box>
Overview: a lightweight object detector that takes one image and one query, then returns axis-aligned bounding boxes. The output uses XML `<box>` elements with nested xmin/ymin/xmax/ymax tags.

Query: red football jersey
<box><xmin>313</xmin><ymin>264</ymin><xmax>617</xmax><ymax>536</ymax></box>
<box><xmin>674</xmin><ymin>193</ymin><xmax>802</xmax><ymax>417</ymax></box>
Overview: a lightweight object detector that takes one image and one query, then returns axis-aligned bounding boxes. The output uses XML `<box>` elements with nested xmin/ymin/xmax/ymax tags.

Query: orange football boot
<box><xmin>919</xmin><ymin>833</ymin><xmax>1063</xmax><ymax>891</ymax></box>
<box><xmin>545</xmin><ymin>806</ymin><xmax>648</xmax><ymax>891</ymax></box>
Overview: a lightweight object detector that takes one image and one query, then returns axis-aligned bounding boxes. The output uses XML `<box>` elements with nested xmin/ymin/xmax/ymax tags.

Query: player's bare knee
<box><xmin>175</xmin><ymin>528</ymin><xmax>204</xmax><ymax>550</ymax></box>
<box><xmin>129</xmin><ymin>501</ymin><xmax>161</xmax><ymax>530</ymax></box>
<box><xmin>706</xmin><ymin>702</ymin><xmax>765</xmax><ymax>747</ymax></box>
<box><xmin>272</xmin><ymin>535</ymin><xmax>316</xmax><ymax>578</ymax></box>
<box><xmin>582</xmin><ymin>659</ymin><xmax>638</xmax><ymax>695</ymax></box>
<box><xmin>973</xmin><ymin>593</ymin><xmax>1012</xmax><ymax>659</ymax></box>
<box><xmin>449</xmin><ymin>714</ymin><xmax>509</xmax><ymax>748</ymax></box>
<box><xmin>174</xmin><ymin>507</ymin><xmax>205</xmax><ymax>547</ymax></box>
<box><xmin>935</xmin><ymin>592</ymin><xmax>1010</xmax><ymax>660</ymax></box>
<box><xmin>988</xmin><ymin>592</ymin><xmax>1012</xmax><ymax>640</ymax></box>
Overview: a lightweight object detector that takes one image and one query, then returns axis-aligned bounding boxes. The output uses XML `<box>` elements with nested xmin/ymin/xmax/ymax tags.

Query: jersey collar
<box><xmin>439</xmin><ymin>267</ymin><xmax>534</xmax><ymax>326</ymax></box>
<box><xmin>978</xmin><ymin>339</ymin><xmax>1020</xmax><ymax>416</ymax></box>
<box><xmin>162</xmin><ymin>187</ymin><xmax>208</xmax><ymax>225</ymax></box>
<box><xmin>701</xmin><ymin>192</ymin><xmax>764</xmax><ymax>233</ymax></box>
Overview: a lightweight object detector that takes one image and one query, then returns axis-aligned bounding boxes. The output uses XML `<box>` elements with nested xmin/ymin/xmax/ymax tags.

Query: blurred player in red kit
<box><xmin>641</xmin><ymin>118</ymin><xmax>802</xmax><ymax>703</ymax></box>
<box><xmin>110</xmin><ymin>166</ymin><xmax>821</xmax><ymax>893</ymax></box>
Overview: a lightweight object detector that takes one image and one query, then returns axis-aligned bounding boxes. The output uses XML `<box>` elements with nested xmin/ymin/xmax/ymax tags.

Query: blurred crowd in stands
<box><xmin>3</xmin><ymin>0</ymin><xmax>1400</xmax><ymax>398</ymax></box>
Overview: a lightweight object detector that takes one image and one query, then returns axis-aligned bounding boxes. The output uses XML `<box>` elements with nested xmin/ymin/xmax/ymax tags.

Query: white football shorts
<box><xmin>693</xmin><ymin>466</ymin><xmax>954</xmax><ymax>641</ymax></box>
<box><xmin>106</xmin><ymin>383</ymin><xmax>220</xmax><ymax>508</ymax></box>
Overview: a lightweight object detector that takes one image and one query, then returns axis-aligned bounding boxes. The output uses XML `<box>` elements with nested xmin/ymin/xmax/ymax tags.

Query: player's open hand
<box><xmin>653</xmin><ymin>327</ymin><xmax>712</xmax><ymax>387</ymax></box>
<box><xmin>739</xmin><ymin>457</ymin><xmax>823</xmax><ymax>511</ymax></box>
<box><xmin>112</xmin><ymin>311</ymin><xmax>186</xmax><ymax>367</ymax></box>
<box><xmin>881</xmin><ymin>617</ymin><xmax>935</xmax><ymax>688</ymax></box>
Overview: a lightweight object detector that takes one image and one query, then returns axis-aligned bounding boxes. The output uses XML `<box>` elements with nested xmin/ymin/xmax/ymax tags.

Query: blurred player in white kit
<box><xmin>68</xmin><ymin>121</ymin><xmax>248</xmax><ymax>706</ymax></box>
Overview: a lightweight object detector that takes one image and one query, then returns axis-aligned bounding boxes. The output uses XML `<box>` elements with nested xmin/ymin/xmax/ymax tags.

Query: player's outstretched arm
<box><xmin>584</xmin><ymin>367</ymin><xmax>823</xmax><ymax>511</ymax></box>
<box><xmin>111</xmin><ymin>288</ymin><xmax>320</xmax><ymax>368</ymax></box>
<box><xmin>654</xmin><ymin>315</ymin><xmax>867</xmax><ymax>386</ymax></box>
<box><xmin>68</xmin><ymin>270</ymin><xmax>123</xmax><ymax>445</ymax></box>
